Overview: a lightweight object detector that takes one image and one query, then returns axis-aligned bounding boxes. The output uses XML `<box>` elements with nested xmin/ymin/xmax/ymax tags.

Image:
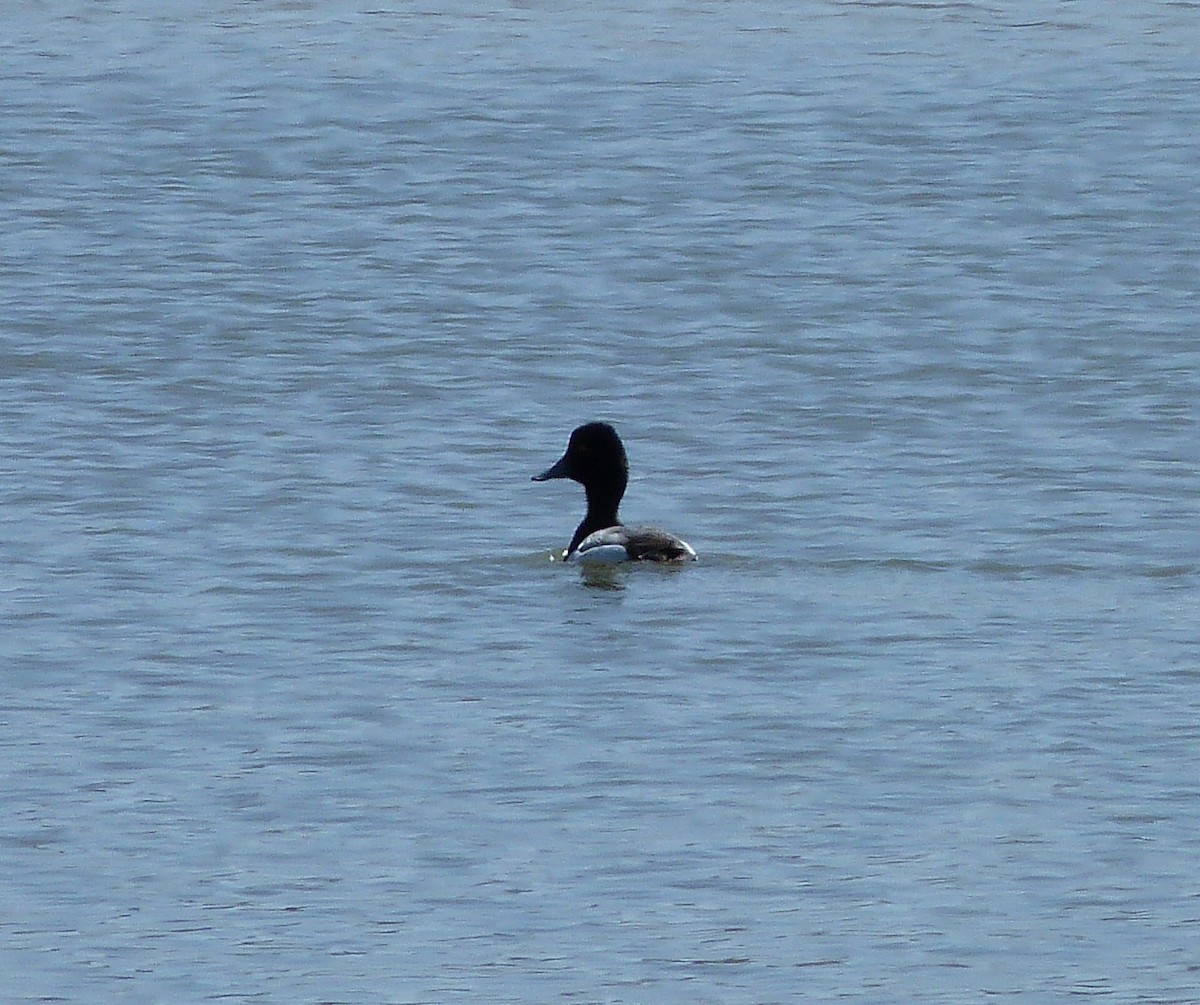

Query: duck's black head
<box><xmin>532</xmin><ymin>422</ymin><xmax>629</xmax><ymax>492</ymax></box>
<box><xmin>533</xmin><ymin>423</ymin><xmax>629</xmax><ymax>547</ymax></box>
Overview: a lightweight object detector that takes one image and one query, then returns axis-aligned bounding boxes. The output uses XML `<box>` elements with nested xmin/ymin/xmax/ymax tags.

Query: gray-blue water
<box><xmin>3</xmin><ymin>3</ymin><xmax>1199</xmax><ymax>1002</ymax></box>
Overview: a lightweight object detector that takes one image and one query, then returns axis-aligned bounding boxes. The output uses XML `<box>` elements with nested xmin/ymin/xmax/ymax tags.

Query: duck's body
<box><xmin>533</xmin><ymin>422</ymin><xmax>697</xmax><ymax>564</ymax></box>
<box><xmin>567</xmin><ymin>524</ymin><xmax>697</xmax><ymax>564</ymax></box>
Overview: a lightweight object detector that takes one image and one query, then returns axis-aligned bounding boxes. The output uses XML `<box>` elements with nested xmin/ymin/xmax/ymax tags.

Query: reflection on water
<box><xmin>579</xmin><ymin>563</ymin><xmax>627</xmax><ymax>592</ymax></box>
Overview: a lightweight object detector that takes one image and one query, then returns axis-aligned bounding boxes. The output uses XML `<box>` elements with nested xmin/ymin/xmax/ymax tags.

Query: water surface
<box><xmin>3</xmin><ymin>2</ymin><xmax>1199</xmax><ymax>1002</ymax></box>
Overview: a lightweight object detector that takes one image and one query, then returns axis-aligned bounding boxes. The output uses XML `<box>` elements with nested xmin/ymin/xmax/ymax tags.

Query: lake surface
<box><xmin>3</xmin><ymin>2</ymin><xmax>1199</xmax><ymax>1002</ymax></box>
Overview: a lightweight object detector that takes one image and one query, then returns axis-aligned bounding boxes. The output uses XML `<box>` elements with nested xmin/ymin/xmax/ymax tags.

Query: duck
<box><xmin>532</xmin><ymin>422</ymin><xmax>697</xmax><ymax>564</ymax></box>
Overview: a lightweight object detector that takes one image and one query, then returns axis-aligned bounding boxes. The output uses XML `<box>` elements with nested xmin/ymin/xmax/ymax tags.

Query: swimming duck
<box><xmin>533</xmin><ymin>422</ymin><xmax>697</xmax><ymax>564</ymax></box>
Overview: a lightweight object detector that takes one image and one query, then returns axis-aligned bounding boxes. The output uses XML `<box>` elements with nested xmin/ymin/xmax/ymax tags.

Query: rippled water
<box><xmin>3</xmin><ymin>2</ymin><xmax>1199</xmax><ymax>1002</ymax></box>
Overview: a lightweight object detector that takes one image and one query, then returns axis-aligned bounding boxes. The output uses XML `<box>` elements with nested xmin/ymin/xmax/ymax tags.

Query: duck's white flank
<box><xmin>568</xmin><ymin>543</ymin><xmax>632</xmax><ymax>564</ymax></box>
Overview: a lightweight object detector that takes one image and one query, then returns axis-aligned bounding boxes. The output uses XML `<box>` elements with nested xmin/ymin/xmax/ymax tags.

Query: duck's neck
<box><xmin>568</xmin><ymin>481</ymin><xmax>623</xmax><ymax>554</ymax></box>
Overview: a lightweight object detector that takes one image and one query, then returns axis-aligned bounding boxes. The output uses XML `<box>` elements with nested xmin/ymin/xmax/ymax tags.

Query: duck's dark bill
<box><xmin>532</xmin><ymin>455</ymin><xmax>569</xmax><ymax>481</ymax></box>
